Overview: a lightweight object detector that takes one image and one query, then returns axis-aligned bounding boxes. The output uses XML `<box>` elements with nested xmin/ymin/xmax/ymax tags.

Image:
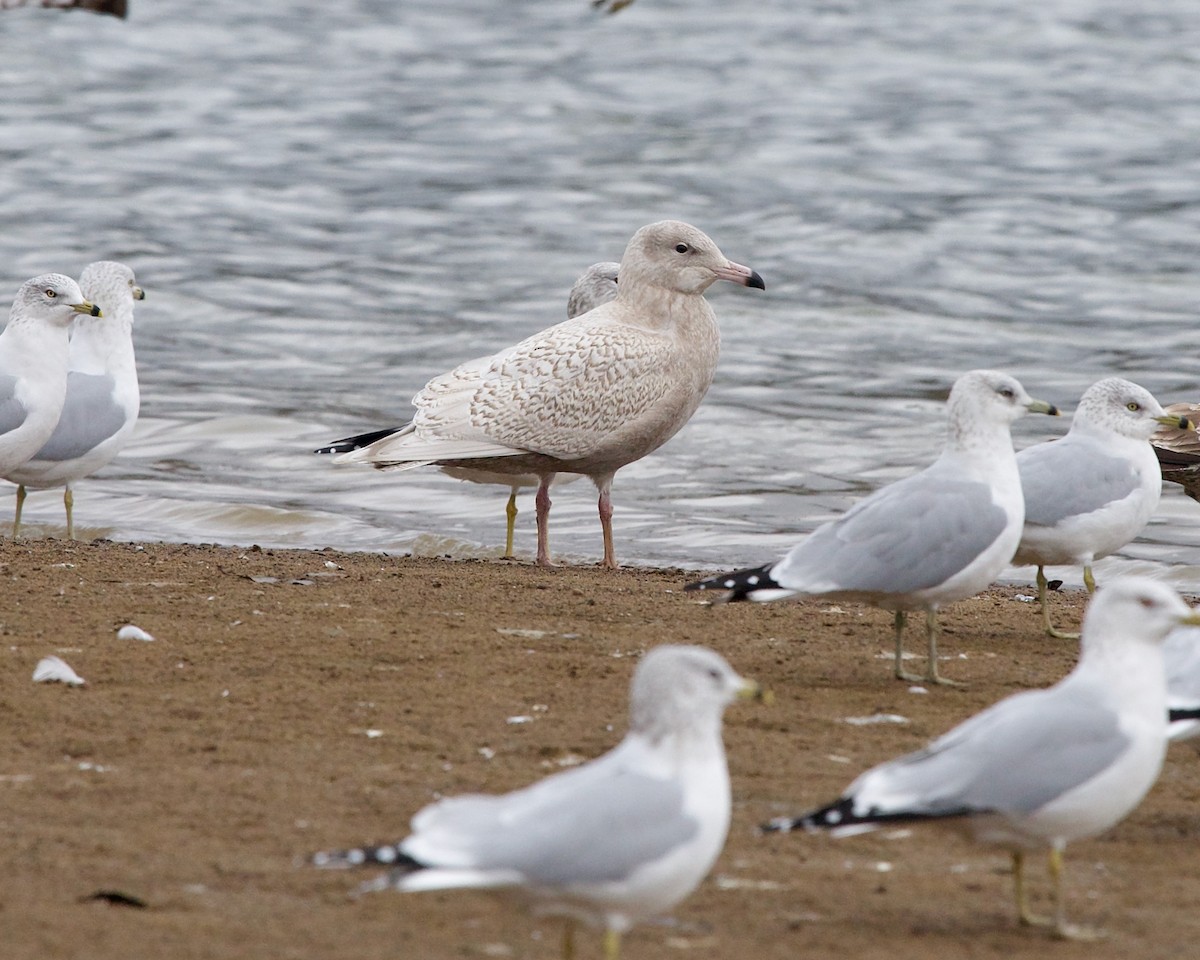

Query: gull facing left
<box><xmin>687</xmin><ymin>370</ymin><xmax>1058</xmax><ymax>685</ymax></box>
<box><xmin>6</xmin><ymin>261</ymin><xmax>144</xmax><ymax>538</ymax></box>
<box><xmin>764</xmin><ymin>577</ymin><xmax>1200</xmax><ymax>939</ymax></box>
<box><xmin>312</xmin><ymin>645</ymin><xmax>765</xmax><ymax>960</ymax></box>
<box><xmin>0</xmin><ymin>274</ymin><xmax>100</xmax><ymax>478</ymax></box>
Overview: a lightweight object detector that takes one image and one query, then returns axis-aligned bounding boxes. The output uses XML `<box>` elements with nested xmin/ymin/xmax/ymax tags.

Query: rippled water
<box><xmin>2</xmin><ymin>0</ymin><xmax>1200</xmax><ymax>586</ymax></box>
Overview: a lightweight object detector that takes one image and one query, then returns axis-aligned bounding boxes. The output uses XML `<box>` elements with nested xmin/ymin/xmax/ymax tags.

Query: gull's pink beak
<box><xmin>714</xmin><ymin>260</ymin><xmax>766</xmax><ymax>290</ymax></box>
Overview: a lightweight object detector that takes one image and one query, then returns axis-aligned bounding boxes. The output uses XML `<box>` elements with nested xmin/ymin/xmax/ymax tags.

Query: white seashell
<box><xmin>33</xmin><ymin>655</ymin><xmax>85</xmax><ymax>686</ymax></box>
<box><xmin>117</xmin><ymin>624</ymin><xmax>155</xmax><ymax>642</ymax></box>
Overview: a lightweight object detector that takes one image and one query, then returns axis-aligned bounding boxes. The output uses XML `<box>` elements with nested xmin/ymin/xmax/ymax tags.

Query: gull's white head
<box><xmin>617</xmin><ymin>220</ymin><xmax>765</xmax><ymax>298</ymax></box>
<box><xmin>79</xmin><ymin>261</ymin><xmax>145</xmax><ymax>320</ymax></box>
<box><xmin>1072</xmin><ymin>377</ymin><xmax>1185</xmax><ymax>442</ymax></box>
<box><xmin>945</xmin><ymin>369</ymin><xmax>1058</xmax><ymax>442</ymax></box>
<box><xmin>9</xmin><ymin>273</ymin><xmax>100</xmax><ymax>328</ymax></box>
<box><xmin>1081</xmin><ymin>577</ymin><xmax>1200</xmax><ymax>653</ymax></box>
<box><xmin>629</xmin><ymin>644</ymin><xmax>762</xmax><ymax>741</ymax></box>
<box><xmin>566</xmin><ymin>261</ymin><xmax>619</xmax><ymax>319</ymax></box>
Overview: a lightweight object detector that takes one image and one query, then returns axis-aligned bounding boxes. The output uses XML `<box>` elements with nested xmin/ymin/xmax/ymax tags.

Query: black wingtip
<box><xmin>311</xmin><ymin>842</ymin><xmax>423</xmax><ymax>872</ymax></box>
<box><xmin>684</xmin><ymin>562</ymin><xmax>779</xmax><ymax>602</ymax></box>
<box><xmin>314</xmin><ymin>426</ymin><xmax>405</xmax><ymax>456</ymax></box>
<box><xmin>760</xmin><ymin>797</ymin><xmax>854</xmax><ymax>835</ymax></box>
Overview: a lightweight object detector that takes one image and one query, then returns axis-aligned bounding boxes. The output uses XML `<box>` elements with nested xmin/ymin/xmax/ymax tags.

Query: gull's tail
<box><xmin>314</xmin><ymin>426</ymin><xmax>406</xmax><ymax>456</ymax></box>
<box><xmin>761</xmin><ymin>796</ymin><xmax>970</xmax><ymax>836</ymax></box>
<box><xmin>311</xmin><ymin>841</ymin><xmax>423</xmax><ymax>873</ymax></box>
<box><xmin>684</xmin><ymin>562</ymin><xmax>793</xmax><ymax>603</ymax></box>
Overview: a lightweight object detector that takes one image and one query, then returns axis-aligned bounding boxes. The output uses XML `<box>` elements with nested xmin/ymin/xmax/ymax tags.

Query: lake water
<box><xmin>2</xmin><ymin>0</ymin><xmax>1200</xmax><ymax>587</ymax></box>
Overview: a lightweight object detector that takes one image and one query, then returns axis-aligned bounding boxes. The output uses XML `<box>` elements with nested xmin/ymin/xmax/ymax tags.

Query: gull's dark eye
<box><xmin>674</xmin><ymin>243</ymin><xmax>690</xmax><ymax>254</ymax></box>
<box><xmin>998</xmin><ymin>386</ymin><xmax>1015</xmax><ymax>399</ymax></box>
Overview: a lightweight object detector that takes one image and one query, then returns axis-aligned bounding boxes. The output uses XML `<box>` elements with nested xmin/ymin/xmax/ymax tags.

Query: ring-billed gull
<box><xmin>324</xmin><ymin>222</ymin><xmax>763</xmax><ymax>568</ymax></box>
<box><xmin>763</xmin><ymin>577</ymin><xmax>1200</xmax><ymax>939</ymax></box>
<box><xmin>5</xmin><ymin>261</ymin><xmax>144</xmax><ymax>539</ymax></box>
<box><xmin>318</xmin><ymin>262</ymin><xmax>619</xmax><ymax>559</ymax></box>
<box><xmin>686</xmin><ymin>370</ymin><xmax>1058</xmax><ymax>685</ymax></box>
<box><xmin>0</xmin><ymin>274</ymin><xmax>100</xmax><ymax>477</ymax></box>
<box><xmin>1151</xmin><ymin>401</ymin><xmax>1200</xmax><ymax>503</ymax></box>
<box><xmin>1163</xmin><ymin>624</ymin><xmax>1200</xmax><ymax>744</ymax></box>
<box><xmin>312</xmin><ymin>645</ymin><xmax>766</xmax><ymax>960</ymax></box>
<box><xmin>1013</xmin><ymin>378</ymin><xmax>1192</xmax><ymax>639</ymax></box>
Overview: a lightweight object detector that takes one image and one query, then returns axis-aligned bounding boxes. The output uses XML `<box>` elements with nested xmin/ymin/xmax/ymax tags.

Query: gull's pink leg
<box><xmin>535</xmin><ymin>474</ymin><xmax>555</xmax><ymax>567</ymax></box>
<box><xmin>597</xmin><ymin>475</ymin><xmax>617</xmax><ymax>569</ymax></box>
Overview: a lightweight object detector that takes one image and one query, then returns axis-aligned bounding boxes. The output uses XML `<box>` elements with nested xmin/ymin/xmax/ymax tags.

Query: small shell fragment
<box><xmin>33</xmin><ymin>655</ymin><xmax>85</xmax><ymax>686</ymax></box>
<box><xmin>117</xmin><ymin>624</ymin><xmax>155</xmax><ymax>642</ymax></box>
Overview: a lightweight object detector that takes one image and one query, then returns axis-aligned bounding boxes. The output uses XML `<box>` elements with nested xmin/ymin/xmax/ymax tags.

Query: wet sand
<box><xmin>2</xmin><ymin>538</ymin><xmax>1199</xmax><ymax>960</ymax></box>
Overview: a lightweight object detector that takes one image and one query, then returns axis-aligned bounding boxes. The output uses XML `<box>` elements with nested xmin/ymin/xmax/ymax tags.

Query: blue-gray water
<box><xmin>2</xmin><ymin>0</ymin><xmax>1200</xmax><ymax>587</ymax></box>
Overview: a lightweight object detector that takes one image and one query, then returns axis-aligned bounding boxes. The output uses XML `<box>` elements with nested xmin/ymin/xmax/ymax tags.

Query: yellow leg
<box><xmin>64</xmin><ymin>486</ymin><xmax>74</xmax><ymax>541</ymax></box>
<box><xmin>923</xmin><ymin>609</ymin><xmax>964</xmax><ymax>687</ymax></box>
<box><xmin>1038</xmin><ymin>566</ymin><xmax>1079</xmax><ymax>640</ymax></box>
<box><xmin>502</xmin><ymin>489</ymin><xmax>518</xmax><ymax>559</ymax></box>
<box><xmin>603</xmin><ymin>928</ymin><xmax>621</xmax><ymax>960</ymax></box>
<box><xmin>1048</xmin><ymin>845</ymin><xmax>1102</xmax><ymax>940</ymax></box>
<box><xmin>1013</xmin><ymin>850</ymin><xmax>1049</xmax><ymax>927</ymax></box>
<box><xmin>13</xmin><ymin>483</ymin><xmax>26</xmax><ymax>538</ymax></box>
<box><xmin>561</xmin><ymin>920</ymin><xmax>575</xmax><ymax>960</ymax></box>
<box><xmin>1083</xmin><ymin>564</ymin><xmax>1096</xmax><ymax>595</ymax></box>
<box><xmin>893</xmin><ymin>610</ymin><xmax>921</xmax><ymax>682</ymax></box>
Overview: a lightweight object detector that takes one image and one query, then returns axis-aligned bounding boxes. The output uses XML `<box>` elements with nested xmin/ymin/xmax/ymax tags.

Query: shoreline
<box><xmin>3</xmin><ymin>537</ymin><xmax>1198</xmax><ymax>959</ymax></box>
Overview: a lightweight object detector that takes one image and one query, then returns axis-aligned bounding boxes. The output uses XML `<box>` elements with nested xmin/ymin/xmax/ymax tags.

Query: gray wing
<box><xmin>1164</xmin><ymin>627</ymin><xmax>1200</xmax><ymax>722</ymax></box>
<box><xmin>854</xmin><ymin>682</ymin><xmax>1130</xmax><ymax>816</ymax></box>
<box><xmin>407</xmin><ymin>756</ymin><xmax>697</xmax><ymax>886</ymax></box>
<box><xmin>1018</xmin><ymin>438</ymin><xmax>1139</xmax><ymax>528</ymax></box>
<box><xmin>0</xmin><ymin>373</ymin><xmax>27</xmax><ymax>436</ymax></box>
<box><xmin>33</xmin><ymin>373</ymin><xmax>125</xmax><ymax>461</ymax></box>
<box><xmin>773</xmin><ymin>473</ymin><xmax>1008</xmax><ymax>595</ymax></box>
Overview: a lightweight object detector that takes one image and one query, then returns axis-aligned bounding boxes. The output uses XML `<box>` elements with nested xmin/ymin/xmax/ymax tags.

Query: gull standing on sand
<box><xmin>1013</xmin><ymin>378</ymin><xmax>1191</xmax><ymax>639</ymax></box>
<box><xmin>1162</xmin><ymin>623</ymin><xmax>1200</xmax><ymax>744</ymax></box>
<box><xmin>764</xmin><ymin>577</ymin><xmax>1200</xmax><ymax>939</ymax></box>
<box><xmin>312</xmin><ymin>645</ymin><xmax>766</xmax><ymax>960</ymax></box>
<box><xmin>0</xmin><ymin>274</ymin><xmax>100</xmax><ymax>479</ymax></box>
<box><xmin>318</xmin><ymin>262</ymin><xmax>619</xmax><ymax>559</ymax></box>
<box><xmin>6</xmin><ymin>261</ymin><xmax>144</xmax><ymax>539</ymax></box>
<box><xmin>323</xmin><ymin>222</ymin><xmax>763</xmax><ymax>568</ymax></box>
<box><xmin>687</xmin><ymin>370</ymin><xmax>1058</xmax><ymax>685</ymax></box>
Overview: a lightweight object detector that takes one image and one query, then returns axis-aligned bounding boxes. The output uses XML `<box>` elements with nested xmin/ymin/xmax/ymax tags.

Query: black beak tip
<box><xmin>747</xmin><ymin>270</ymin><xmax>766</xmax><ymax>291</ymax></box>
<box><xmin>90</xmin><ymin>304</ymin><xmax>102</xmax><ymax>316</ymax></box>
<box><xmin>1178</xmin><ymin>416</ymin><xmax>1191</xmax><ymax>430</ymax></box>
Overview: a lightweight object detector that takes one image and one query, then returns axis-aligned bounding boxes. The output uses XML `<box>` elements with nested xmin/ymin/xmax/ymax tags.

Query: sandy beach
<box><xmin>2</xmin><ymin>538</ymin><xmax>1199</xmax><ymax>959</ymax></box>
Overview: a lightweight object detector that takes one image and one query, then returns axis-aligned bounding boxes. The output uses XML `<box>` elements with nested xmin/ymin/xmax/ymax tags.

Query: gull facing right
<box><xmin>1013</xmin><ymin>377</ymin><xmax>1191</xmax><ymax>638</ymax></box>
<box><xmin>0</xmin><ymin>274</ymin><xmax>100</xmax><ymax>478</ymax></box>
<box><xmin>765</xmin><ymin>577</ymin><xmax>1200</xmax><ymax>939</ymax></box>
<box><xmin>317</xmin><ymin>261</ymin><xmax>618</xmax><ymax>559</ymax></box>
<box><xmin>687</xmin><ymin>370</ymin><xmax>1057</xmax><ymax>685</ymax></box>
<box><xmin>6</xmin><ymin>261</ymin><xmax>144</xmax><ymax>539</ymax></box>
<box><xmin>322</xmin><ymin>222</ymin><xmax>763</xmax><ymax>569</ymax></box>
<box><xmin>312</xmin><ymin>645</ymin><xmax>765</xmax><ymax>960</ymax></box>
